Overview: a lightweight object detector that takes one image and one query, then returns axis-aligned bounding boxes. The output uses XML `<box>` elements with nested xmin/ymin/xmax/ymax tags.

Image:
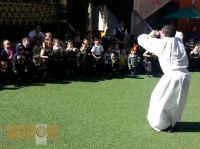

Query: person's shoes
<box><xmin>161</xmin><ymin>126</ymin><xmax>173</xmax><ymax>133</ymax></box>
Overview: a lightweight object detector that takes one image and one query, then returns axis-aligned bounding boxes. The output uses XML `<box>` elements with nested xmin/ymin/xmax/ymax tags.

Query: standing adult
<box><xmin>185</xmin><ymin>26</ymin><xmax>199</xmax><ymax>44</ymax></box>
<box><xmin>28</xmin><ymin>25</ymin><xmax>45</xmax><ymax>41</ymax></box>
<box><xmin>113</xmin><ymin>20</ymin><xmax>128</xmax><ymax>48</ymax></box>
<box><xmin>138</xmin><ymin>25</ymin><xmax>191</xmax><ymax>132</ymax></box>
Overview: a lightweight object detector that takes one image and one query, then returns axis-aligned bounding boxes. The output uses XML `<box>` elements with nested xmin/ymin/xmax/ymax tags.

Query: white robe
<box><xmin>138</xmin><ymin>34</ymin><xmax>191</xmax><ymax>131</ymax></box>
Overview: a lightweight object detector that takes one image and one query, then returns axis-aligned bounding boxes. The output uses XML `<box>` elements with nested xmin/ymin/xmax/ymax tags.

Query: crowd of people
<box><xmin>0</xmin><ymin>23</ymin><xmax>199</xmax><ymax>85</ymax></box>
<box><xmin>184</xmin><ymin>26</ymin><xmax>200</xmax><ymax>71</ymax></box>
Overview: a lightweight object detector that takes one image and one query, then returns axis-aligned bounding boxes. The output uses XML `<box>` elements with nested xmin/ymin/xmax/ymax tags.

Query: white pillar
<box><xmin>87</xmin><ymin>1</ymin><xmax>92</xmax><ymax>31</ymax></box>
<box><xmin>192</xmin><ymin>0</ymin><xmax>195</xmax><ymax>8</ymax></box>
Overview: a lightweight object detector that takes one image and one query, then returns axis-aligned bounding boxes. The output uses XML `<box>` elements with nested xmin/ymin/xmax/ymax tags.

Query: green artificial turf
<box><xmin>0</xmin><ymin>72</ymin><xmax>200</xmax><ymax>149</ymax></box>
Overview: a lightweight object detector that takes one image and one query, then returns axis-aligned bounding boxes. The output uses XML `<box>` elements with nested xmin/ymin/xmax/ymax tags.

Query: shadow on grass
<box><xmin>0</xmin><ymin>82</ymin><xmax>46</xmax><ymax>91</ymax></box>
<box><xmin>74</xmin><ymin>76</ymin><xmax>106</xmax><ymax>82</ymax></box>
<box><xmin>73</xmin><ymin>74</ymin><xmax>145</xmax><ymax>82</ymax></box>
<box><xmin>173</xmin><ymin>122</ymin><xmax>200</xmax><ymax>132</ymax></box>
<box><xmin>0</xmin><ymin>79</ymin><xmax>72</xmax><ymax>91</ymax></box>
<box><xmin>0</xmin><ymin>74</ymin><xmax>146</xmax><ymax>90</ymax></box>
<box><xmin>43</xmin><ymin>79</ymin><xmax>72</xmax><ymax>84</ymax></box>
<box><xmin>152</xmin><ymin>74</ymin><xmax>163</xmax><ymax>78</ymax></box>
<box><xmin>0</xmin><ymin>73</ymin><xmax>156</xmax><ymax>91</ymax></box>
<box><xmin>0</xmin><ymin>86</ymin><xmax>20</xmax><ymax>90</ymax></box>
<box><xmin>110</xmin><ymin>75</ymin><xmax>145</xmax><ymax>80</ymax></box>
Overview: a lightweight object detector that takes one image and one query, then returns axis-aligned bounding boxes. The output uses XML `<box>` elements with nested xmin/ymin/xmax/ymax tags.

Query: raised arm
<box><xmin>137</xmin><ymin>31</ymin><xmax>163</xmax><ymax>57</ymax></box>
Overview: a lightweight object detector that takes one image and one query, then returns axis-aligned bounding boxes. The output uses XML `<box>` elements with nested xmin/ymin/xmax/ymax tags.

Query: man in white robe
<box><xmin>137</xmin><ymin>25</ymin><xmax>191</xmax><ymax>132</ymax></box>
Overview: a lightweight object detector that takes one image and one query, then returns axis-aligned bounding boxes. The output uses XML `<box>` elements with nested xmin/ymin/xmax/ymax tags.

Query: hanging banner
<box><xmin>0</xmin><ymin>3</ymin><xmax>56</xmax><ymax>25</ymax></box>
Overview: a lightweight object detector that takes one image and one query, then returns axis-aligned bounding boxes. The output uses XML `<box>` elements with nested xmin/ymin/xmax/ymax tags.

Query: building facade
<box><xmin>178</xmin><ymin>0</ymin><xmax>200</xmax><ymax>33</ymax></box>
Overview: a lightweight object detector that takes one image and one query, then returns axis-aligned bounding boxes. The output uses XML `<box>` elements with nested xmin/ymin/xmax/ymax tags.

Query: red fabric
<box><xmin>153</xmin><ymin>0</ymin><xmax>161</xmax><ymax>4</ymax></box>
<box><xmin>5</xmin><ymin>48</ymin><xmax>13</xmax><ymax>60</ymax></box>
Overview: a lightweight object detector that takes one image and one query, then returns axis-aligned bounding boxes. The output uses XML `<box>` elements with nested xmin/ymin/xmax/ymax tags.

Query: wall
<box><xmin>134</xmin><ymin>0</ymin><xmax>171</xmax><ymax>19</ymax></box>
<box><xmin>177</xmin><ymin>0</ymin><xmax>200</xmax><ymax>34</ymax></box>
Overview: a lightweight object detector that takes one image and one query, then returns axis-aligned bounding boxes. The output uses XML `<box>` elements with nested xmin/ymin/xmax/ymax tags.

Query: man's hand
<box><xmin>149</xmin><ymin>30</ymin><xmax>159</xmax><ymax>38</ymax></box>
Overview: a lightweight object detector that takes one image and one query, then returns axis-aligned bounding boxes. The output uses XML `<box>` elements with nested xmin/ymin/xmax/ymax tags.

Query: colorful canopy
<box><xmin>164</xmin><ymin>7</ymin><xmax>200</xmax><ymax>19</ymax></box>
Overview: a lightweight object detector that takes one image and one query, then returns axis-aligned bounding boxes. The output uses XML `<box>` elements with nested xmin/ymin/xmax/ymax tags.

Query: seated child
<box><xmin>63</xmin><ymin>40</ymin><xmax>77</xmax><ymax>78</ymax></box>
<box><xmin>113</xmin><ymin>42</ymin><xmax>121</xmax><ymax>59</ymax></box>
<box><xmin>185</xmin><ymin>39</ymin><xmax>195</xmax><ymax>54</ymax></box>
<box><xmin>91</xmin><ymin>37</ymin><xmax>104</xmax><ymax>74</ymax></box>
<box><xmin>190</xmin><ymin>44</ymin><xmax>200</xmax><ymax>58</ymax></box>
<box><xmin>82</xmin><ymin>38</ymin><xmax>93</xmax><ymax>75</ymax></box>
<box><xmin>73</xmin><ymin>31</ymin><xmax>82</xmax><ymax>48</ymax></box>
<box><xmin>21</xmin><ymin>37</ymin><xmax>32</xmax><ymax>58</ymax></box>
<box><xmin>103</xmin><ymin>46</ymin><xmax>113</xmax><ymax>77</ymax></box>
<box><xmin>119</xmin><ymin>48</ymin><xmax>128</xmax><ymax>73</ymax></box>
<box><xmin>33</xmin><ymin>38</ymin><xmax>43</xmax><ymax>57</ymax></box>
<box><xmin>111</xmin><ymin>51</ymin><xmax>119</xmax><ymax>77</ymax></box>
<box><xmin>13</xmin><ymin>45</ymin><xmax>29</xmax><ymax>81</ymax></box>
<box><xmin>40</xmin><ymin>38</ymin><xmax>54</xmax><ymax>78</ymax></box>
<box><xmin>77</xmin><ymin>43</ymin><xmax>87</xmax><ymax>76</ymax></box>
<box><xmin>128</xmin><ymin>44</ymin><xmax>140</xmax><ymax>76</ymax></box>
<box><xmin>32</xmin><ymin>55</ymin><xmax>47</xmax><ymax>80</ymax></box>
<box><xmin>1</xmin><ymin>40</ymin><xmax>14</xmax><ymax>83</ymax></box>
<box><xmin>52</xmin><ymin>38</ymin><xmax>64</xmax><ymax>58</ymax></box>
<box><xmin>52</xmin><ymin>38</ymin><xmax>64</xmax><ymax>76</ymax></box>
<box><xmin>189</xmin><ymin>44</ymin><xmax>200</xmax><ymax>70</ymax></box>
<box><xmin>143</xmin><ymin>51</ymin><xmax>153</xmax><ymax>77</ymax></box>
<box><xmin>1</xmin><ymin>60</ymin><xmax>8</xmax><ymax>73</ymax></box>
<box><xmin>40</xmin><ymin>38</ymin><xmax>53</xmax><ymax>61</ymax></box>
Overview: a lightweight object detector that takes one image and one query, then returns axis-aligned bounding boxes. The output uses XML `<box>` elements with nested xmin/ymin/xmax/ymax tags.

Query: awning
<box><xmin>164</xmin><ymin>7</ymin><xmax>200</xmax><ymax>19</ymax></box>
